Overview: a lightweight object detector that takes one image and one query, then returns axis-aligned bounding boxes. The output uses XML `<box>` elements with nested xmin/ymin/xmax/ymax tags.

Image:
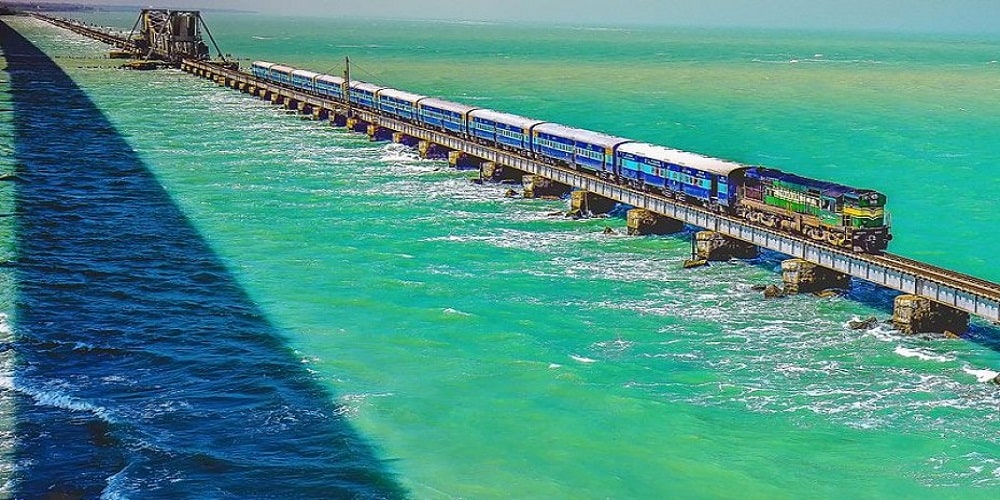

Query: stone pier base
<box><xmin>346</xmin><ymin>117</ymin><xmax>369</xmax><ymax>133</ymax></box>
<box><xmin>626</xmin><ymin>209</ymin><xmax>683</xmax><ymax>235</ymax></box>
<box><xmin>694</xmin><ymin>231</ymin><xmax>758</xmax><ymax>260</ymax></box>
<box><xmin>418</xmin><ymin>140</ymin><xmax>450</xmax><ymax>159</ymax></box>
<box><xmin>522</xmin><ymin>175</ymin><xmax>571</xmax><ymax>199</ymax></box>
<box><xmin>479</xmin><ymin>162</ymin><xmax>524</xmax><ymax>182</ymax></box>
<box><xmin>392</xmin><ymin>132</ymin><xmax>420</xmax><ymax>147</ymax></box>
<box><xmin>448</xmin><ymin>151</ymin><xmax>483</xmax><ymax>170</ymax></box>
<box><xmin>780</xmin><ymin>258</ymin><xmax>850</xmax><ymax>295</ymax></box>
<box><xmin>329</xmin><ymin>113</ymin><xmax>348</xmax><ymax>127</ymax></box>
<box><xmin>569</xmin><ymin>191</ymin><xmax>617</xmax><ymax>217</ymax></box>
<box><xmin>892</xmin><ymin>295</ymin><xmax>969</xmax><ymax>335</ymax></box>
<box><xmin>367</xmin><ymin>124</ymin><xmax>393</xmax><ymax>142</ymax></box>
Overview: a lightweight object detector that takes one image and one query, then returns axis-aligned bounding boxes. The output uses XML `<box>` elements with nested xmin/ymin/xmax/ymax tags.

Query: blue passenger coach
<box><xmin>348</xmin><ymin>81</ymin><xmax>386</xmax><ymax>109</ymax></box>
<box><xmin>250</xmin><ymin>61</ymin><xmax>275</xmax><ymax>80</ymax></box>
<box><xmin>468</xmin><ymin>109</ymin><xmax>544</xmax><ymax>151</ymax></box>
<box><xmin>377</xmin><ymin>88</ymin><xmax>426</xmax><ymax>122</ymax></box>
<box><xmin>532</xmin><ymin>123</ymin><xmax>631</xmax><ymax>175</ymax></box>
<box><xmin>291</xmin><ymin>69</ymin><xmax>320</xmax><ymax>94</ymax></box>
<box><xmin>616</xmin><ymin>143</ymin><xmax>748</xmax><ymax>208</ymax></box>
<box><xmin>418</xmin><ymin>98</ymin><xmax>479</xmax><ymax>135</ymax></box>
<box><xmin>315</xmin><ymin>74</ymin><xmax>346</xmax><ymax>100</ymax></box>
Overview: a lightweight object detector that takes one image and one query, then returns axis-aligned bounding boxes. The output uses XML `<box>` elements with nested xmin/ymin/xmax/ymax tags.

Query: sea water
<box><xmin>1</xmin><ymin>12</ymin><xmax>999</xmax><ymax>498</ymax></box>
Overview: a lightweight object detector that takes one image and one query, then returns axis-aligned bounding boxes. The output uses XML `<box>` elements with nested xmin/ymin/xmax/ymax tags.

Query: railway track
<box><xmin>876</xmin><ymin>252</ymin><xmax>1000</xmax><ymax>301</ymax></box>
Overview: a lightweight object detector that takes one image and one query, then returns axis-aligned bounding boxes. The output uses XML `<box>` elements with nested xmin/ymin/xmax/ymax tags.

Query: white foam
<box><xmin>962</xmin><ymin>367</ymin><xmax>1000</xmax><ymax>383</ymax></box>
<box><xmin>570</xmin><ymin>354</ymin><xmax>597</xmax><ymax>364</ymax></box>
<box><xmin>442</xmin><ymin>307</ymin><xmax>472</xmax><ymax>317</ymax></box>
<box><xmin>894</xmin><ymin>346</ymin><xmax>953</xmax><ymax>363</ymax></box>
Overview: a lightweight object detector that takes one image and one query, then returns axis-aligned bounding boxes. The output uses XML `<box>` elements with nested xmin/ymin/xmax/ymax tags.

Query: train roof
<box><xmin>751</xmin><ymin>167</ymin><xmax>880</xmax><ymax>197</ymax></box>
<box><xmin>418</xmin><ymin>97</ymin><xmax>479</xmax><ymax>115</ymax></box>
<box><xmin>349</xmin><ymin>81</ymin><xmax>386</xmax><ymax>93</ymax></box>
<box><xmin>291</xmin><ymin>69</ymin><xmax>320</xmax><ymax>79</ymax></box>
<box><xmin>533</xmin><ymin>122</ymin><xmax>632</xmax><ymax>149</ymax></box>
<box><xmin>468</xmin><ymin>109</ymin><xmax>545</xmax><ymax>129</ymax></box>
<box><xmin>378</xmin><ymin>87</ymin><xmax>426</xmax><ymax>102</ymax></box>
<box><xmin>618</xmin><ymin>142</ymin><xmax>749</xmax><ymax>176</ymax></box>
<box><xmin>251</xmin><ymin>61</ymin><xmax>276</xmax><ymax>69</ymax></box>
<box><xmin>269</xmin><ymin>64</ymin><xmax>296</xmax><ymax>74</ymax></box>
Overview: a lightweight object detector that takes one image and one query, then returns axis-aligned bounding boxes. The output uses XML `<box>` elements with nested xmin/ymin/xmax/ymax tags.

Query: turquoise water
<box><xmin>3</xmin><ymin>13</ymin><xmax>1000</xmax><ymax>497</ymax></box>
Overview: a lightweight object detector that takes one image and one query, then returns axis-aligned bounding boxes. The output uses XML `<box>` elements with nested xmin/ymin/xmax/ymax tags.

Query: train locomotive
<box><xmin>250</xmin><ymin>61</ymin><xmax>892</xmax><ymax>253</ymax></box>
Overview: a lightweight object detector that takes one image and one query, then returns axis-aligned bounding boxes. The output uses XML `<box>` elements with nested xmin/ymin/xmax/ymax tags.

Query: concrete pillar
<box><xmin>569</xmin><ymin>191</ymin><xmax>618</xmax><ymax>218</ymax></box>
<box><xmin>329</xmin><ymin>113</ymin><xmax>348</xmax><ymax>127</ymax></box>
<box><xmin>479</xmin><ymin>162</ymin><xmax>524</xmax><ymax>183</ymax></box>
<box><xmin>418</xmin><ymin>140</ymin><xmax>450</xmax><ymax>159</ymax></box>
<box><xmin>367</xmin><ymin>124</ymin><xmax>393</xmax><ymax>142</ymax></box>
<box><xmin>694</xmin><ymin>231</ymin><xmax>758</xmax><ymax>261</ymax></box>
<box><xmin>270</xmin><ymin>93</ymin><xmax>280</xmax><ymax>103</ymax></box>
<box><xmin>780</xmin><ymin>258</ymin><xmax>850</xmax><ymax>295</ymax></box>
<box><xmin>346</xmin><ymin>117</ymin><xmax>369</xmax><ymax>133</ymax></box>
<box><xmin>627</xmin><ymin>208</ymin><xmax>683</xmax><ymax>236</ymax></box>
<box><xmin>392</xmin><ymin>132</ymin><xmax>419</xmax><ymax>147</ymax></box>
<box><xmin>297</xmin><ymin>101</ymin><xmax>307</xmax><ymax>113</ymax></box>
<box><xmin>892</xmin><ymin>295</ymin><xmax>969</xmax><ymax>335</ymax></box>
<box><xmin>522</xmin><ymin>175</ymin><xmax>571</xmax><ymax>199</ymax></box>
<box><xmin>448</xmin><ymin>151</ymin><xmax>483</xmax><ymax>170</ymax></box>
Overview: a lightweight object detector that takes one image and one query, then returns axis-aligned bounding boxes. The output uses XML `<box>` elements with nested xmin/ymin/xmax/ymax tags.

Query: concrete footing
<box><xmin>892</xmin><ymin>295</ymin><xmax>969</xmax><ymax>335</ymax></box>
<box><xmin>479</xmin><ymin>162</ymin><xmax>524</xmax><ymax>183</ymax></box>
<box><xmin>693</xmin><ymin>231</ymin><xmax>757</xmax><ymax>261</ymax></box>
<box><xmin>346</xmin><ymin>117</ymin><xmax>369</xmax><ymax>133</ymax></box>
<box><xmin>448</xmin><ymin>151</ymin><xmax>483</xmax><ymax>170</ymax></box>
<box><xmin>329</xmin><ymin>113</ymin><xmax>347</xmax><ymax>127</ymax></box>
<box><xmin>367</xmin><ymin>124</ymin><xmax>393</xmax><ymax>142</ymax></box>
<box><xmin>522</xmin><ymin>175</ymin><xmax>571</xmax><ymax>199</ymax></box>
<box><xmin>569</xmin><ymin>191</ymin><xmax>617</xmax><ymax>218</ymax></box>
<box><xmin>780</xmin><ymin>258</ymin><xmax>850</xmax><ymax>295</ymax></box>
<box><xmin>418</xmin><ymin>140</ymin><xmax>451</xmax><ymax>159</ymax></box>
<box><xmin>626</xmin><ymin>209</ymin><xmax>683</xmax><ymax>236</ymax></box>
<box><xmin>393</xmin><ymin>132</ymin><xmax>420</xmax><ymax>147</ymax></box>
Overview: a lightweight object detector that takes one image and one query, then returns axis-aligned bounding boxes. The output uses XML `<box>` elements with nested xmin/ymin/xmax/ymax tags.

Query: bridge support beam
<box><xmin>780</xmin><ymin>258</ymin><xmax>850</xmax><ymax>295</ymax></box>
<box><xmin>393</xmin><ymin>132</ymin><xmax>420</xmax><ymax>147</ymax></box>
<box><xmin>522</xmin><ymin>174</ymin><xmax>571</xmax><ymax>199</ymax></box>
<box><xmin>694</xmin><ymin>231</ymin><xmax>758</xmax><ymax>261</ymax></box>
<box><xmin>627</xmin><ymin>208</ymin><xmax>683</xmax><ymax>235</ymax></box>
<box><xmin>569</xmin><ymin>190</ymin><xmax>617</xmax><ymax>218</ymax></box>
<box><xmin>892</xmin><ymin>295</ymin><xmax>969</xmax><ymax>335</ymax></box>
<box><xmin>418</xmin><ymin>140</ymin><xmax>451</xmax><ymax>159</ymax></box>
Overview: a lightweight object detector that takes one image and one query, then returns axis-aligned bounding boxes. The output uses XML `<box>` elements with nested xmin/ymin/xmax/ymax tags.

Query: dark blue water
<box><xmin>1</xmin><ymin>20</ymin><xmax>402</xmax><ymax>498</ymax></box>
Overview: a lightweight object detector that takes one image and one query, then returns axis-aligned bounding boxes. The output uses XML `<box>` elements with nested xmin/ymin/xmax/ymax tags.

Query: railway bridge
<box><xmin>31</xmin><ymin>14</ymin><xmax>1000</xmax><ymax>335</ymax></box>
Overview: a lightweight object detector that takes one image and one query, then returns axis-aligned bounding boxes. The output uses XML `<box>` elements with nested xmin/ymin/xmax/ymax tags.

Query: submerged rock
<box><xmin>682</xmin><ymin>259</ymin><xmax>708</xmax><ymax>269</ymax></box>
<box><xmin>848</xmin><ymin>316</ymin><xmax>879</xmax><ymax>330</ymax></box>
<box><xmin>763</xmin><ymin>284</ymin><xmax>786</xmax><ymax>299</ymax></box>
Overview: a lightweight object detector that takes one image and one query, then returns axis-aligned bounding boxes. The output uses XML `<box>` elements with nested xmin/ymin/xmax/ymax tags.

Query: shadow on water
<box><xmin>1</xmin><ymin>20</ymin><xmax>404</xmax><ymax>497</ymax></box>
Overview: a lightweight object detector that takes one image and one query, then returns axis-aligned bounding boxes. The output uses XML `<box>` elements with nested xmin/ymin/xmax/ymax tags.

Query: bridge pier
<box><xmin>780</xmin><ymin>258</ymin><xmax>850</xmax><ymax>295</ymax></box>
<box><xmin>418</xmin><ymin>140</ymin><xmax>451</xmax><ymax>160</ymax></box>
<box><xmin>892</xmin><ymin>295</ymin><xmax>969</xmax><ymax>335</ymax></box>
<box><xmin>367</xmin><ymin>124</ymin><xmax>393</xmax><ymax>142</ymax></box>
<box><xmin>479</xmin><ymin>161</ymin><xmax>524</xmax><ymax>183</ymax></box>
<box><xmin>392</xmin><ymin>132</ymin><xmax>420</xmax><ymax>147</ymax></box>
<box><xmin>627</xmin><ymin>208</ymin><xmax>683</xmax><ymax>236</ymax></box>
<box><xmin>693</xmin><ymin>231</ymin><xmax>758</xmax><ymax>261</ymax></box>
<box><xmin>569</xmin><ymin>190</ymin><xmax>617</xmax><ymax>218</ymax></box>
<box><xmin>522</xmin><ymin>175</ymin><xmax>571</xmax><ymax>199</ymax></box>
<box><xmin>346</xmin><ymin>117</ymin><xmax>370</xmax><ymax>133</ymax></box>
<box><xmin>448</xmin><ymin>151</ymin><xmax>484</xmax><ymax>170</ymax></box>
<box><xmin>329</xmin><ymin>113</ymin><xmax>348</xmax><ymax>127</ymax></box>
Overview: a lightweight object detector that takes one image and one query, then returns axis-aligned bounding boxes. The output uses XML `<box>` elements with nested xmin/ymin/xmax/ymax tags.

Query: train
<box><xmin>250</xmin><ymin>61</ymin><xmax>892</xmax><ymax>253</ymax></box>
